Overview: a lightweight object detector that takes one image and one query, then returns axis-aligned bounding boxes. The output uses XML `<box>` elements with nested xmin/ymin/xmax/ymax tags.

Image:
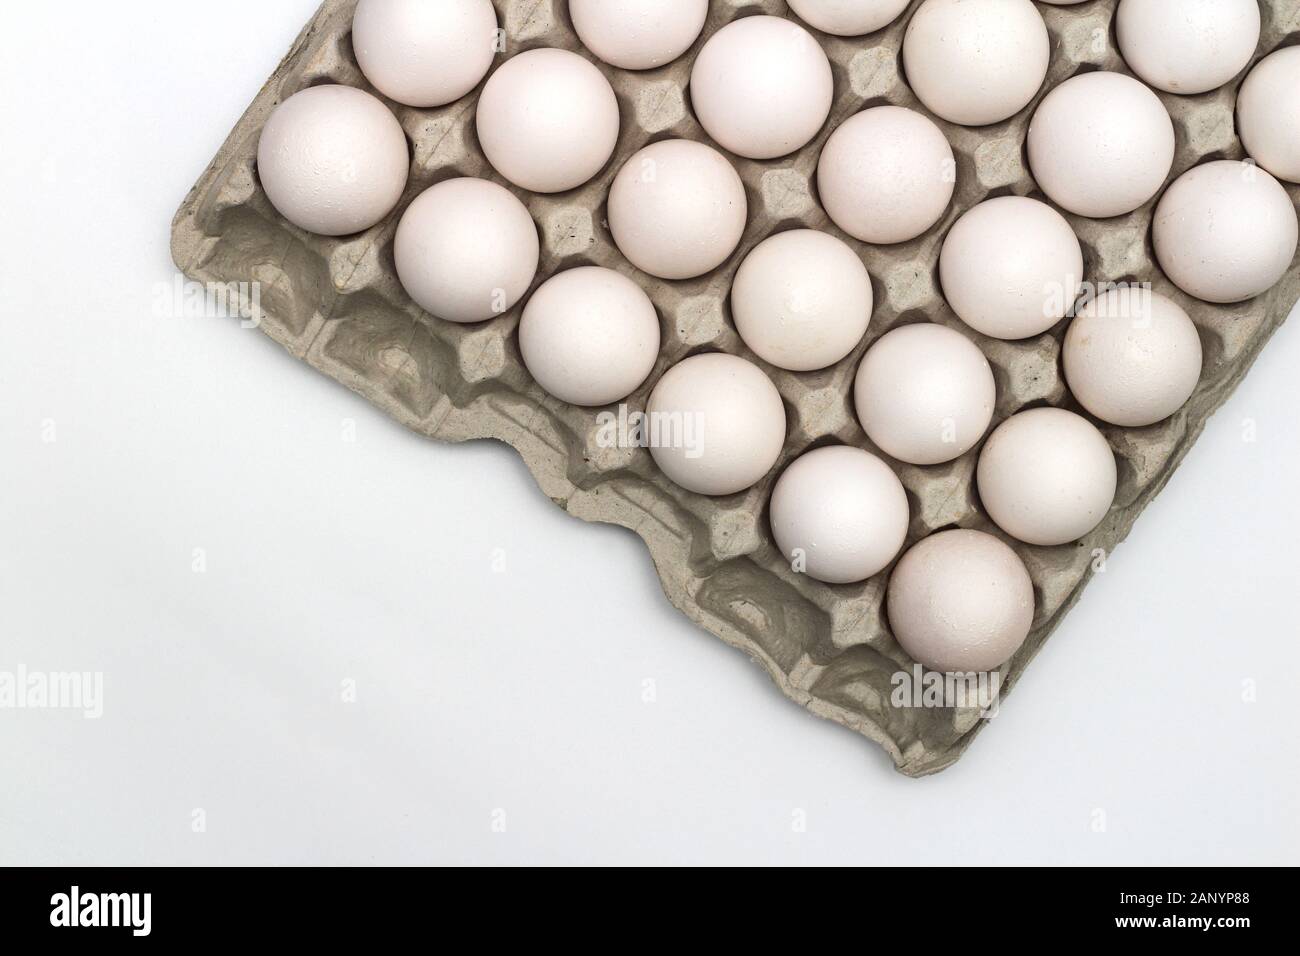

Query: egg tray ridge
<box><xmin>170</xmin><ymin>0</ymin><xmax>1300</xmax><ymax>776</ymax></box>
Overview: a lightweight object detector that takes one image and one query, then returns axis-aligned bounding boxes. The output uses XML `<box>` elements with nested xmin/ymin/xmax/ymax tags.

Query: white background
<box><xmin>1</xmin><ymin>0</ymin><xmax>1297</xmax><ymax>866</ymax></box>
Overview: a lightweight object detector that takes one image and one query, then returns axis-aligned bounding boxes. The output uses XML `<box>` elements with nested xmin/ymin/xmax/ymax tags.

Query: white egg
<box><xmin>1153</xmin><ymin>160</ymin><xmax>1299</xmax><ymax>304</ymax></box>
<box><xmin>731</xmin><ymin>230</ymin><xmax>873</xmax><ymax>372</ymax></box>
<box><xmin>977</xmin><ymin>407</ymin><xmax>1117</xmax><ymax>547</ymax></box>
<box><xmin>351</xmin><ymin>0</ymin><xmax>498</xmax><ymax>108</ymax></box>
<box><xmin>901</xmin><ymin>0</ymin><xmax>1050</xmax><ymax>127</ymax></box>
<box><xmin>1064</xmin><ymin>288</ymin><xmax>1202</xmax><ymax>428</ymax></box>
<box><xmin>689</xmin><ymin>15</ymin><xmax>834</xmax><ymax>160</ymax></box>
<box><xmin>519</xmin><ymin>267</ymin><xmax>661</xmax><ymax>407</ymax></box>
<box><xmin>394</xmin><ymin>178</ymin><xmax>539</xmax><ymax>324</ymax></box>
<box><xmin>1238</xmin><ymin>47</ymin><xmax>1300</xmax><ymax>184</ymax></box>
<box><xmin>1116</xmin><ymin>0</ymin><xmax>1260</xmax><ymax>95</ymax></box>
<box><xmin>786</xmin><ymin>0</ymin><xmax>911</xmax><ymax>36</ymax></box>
<box><xmin>646</xmin><ymin>353</ymin><xmax>786</xmax><ymax>496</ymax></box>
<box><xmin>940</xmin><ymin>196</ymin><xmax>1084</xmax><ymax>340</ymax></box>
<box><xmin>769</xmin><ymin>446</ymin><xmax>910</xmax><ymax>585</ymax></box>
<box><xmin>475</xmin><ymin>48</ymin><xmax>620</xmax><ymax>194</ymax></box>
<box><xmin>887</xmin><ymin>529</ymin><xmax>1035</xmax><ymax>674</ymax></box>
<box><xmin>256</xmin><ymin>85</ymin><xmax>409</xmax><ymax>237</ymax></box>
<box><xmin>608</xmin><ymin>139</ymin><xmax>748</xmax><ymax>280</ymax></box>
<box><xmin>854</xmin><ymin>324</ymin><xmax>996</xmax><ymax>466</ymax></box>
<box><xmin>569</xmin><ymin>0</ymin><xmax>708</xmax><ymax>71</ymax></box>
<box><xmin>817</xmin><ymin>106</ymin><xmax>955</xmax><ymax>245</ymax></box>
<box><xmin>1028</xmin><ymin>71</ymin><xmax>1175</xmax><ymax>219</ymax></box>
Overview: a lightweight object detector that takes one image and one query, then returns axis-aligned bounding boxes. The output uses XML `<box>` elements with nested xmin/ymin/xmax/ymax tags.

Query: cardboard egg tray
<box><xmin>171</xmin><ymin>0</ymin><xmax>1300</xmax><ymax>775</ymax></box>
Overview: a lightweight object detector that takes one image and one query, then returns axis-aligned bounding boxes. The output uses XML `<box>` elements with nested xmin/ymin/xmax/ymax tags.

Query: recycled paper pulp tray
<box><xmin>171</xmin><ymin>0</ymin><xmax>1300</xmax><ymax>776</ymax></box>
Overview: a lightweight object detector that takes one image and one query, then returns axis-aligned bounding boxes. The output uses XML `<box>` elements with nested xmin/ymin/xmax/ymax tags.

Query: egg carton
<box><xmin>170</xmin><ymin>0</ymin><xmax>1300</xmax><ymax>776</ymax></box>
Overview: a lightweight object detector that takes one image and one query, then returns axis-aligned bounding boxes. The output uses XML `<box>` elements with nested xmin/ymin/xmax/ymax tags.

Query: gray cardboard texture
<box><xmin>171</xmin><ymin>0</ymin><xmax>1300</xmax><ymax>775</ymax></box>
